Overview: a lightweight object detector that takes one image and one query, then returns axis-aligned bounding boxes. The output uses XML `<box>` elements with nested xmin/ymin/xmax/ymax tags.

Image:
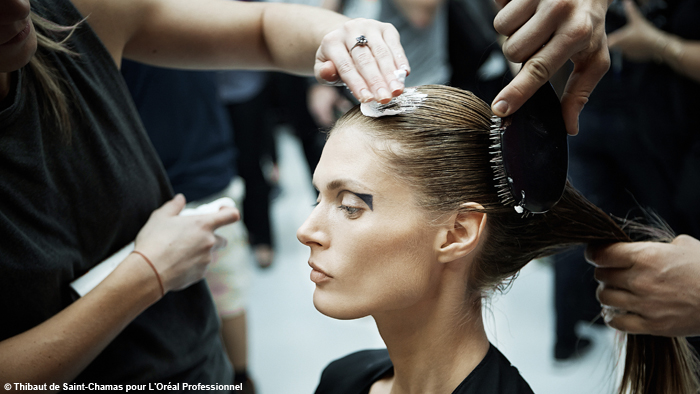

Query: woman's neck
<box><xmin>372</xmin><ymin>274</ymin><xmax>490</xmax><ymax>394</ymax></box>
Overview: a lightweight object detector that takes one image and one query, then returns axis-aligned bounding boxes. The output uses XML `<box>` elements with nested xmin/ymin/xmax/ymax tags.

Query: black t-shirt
<box><xmin>315</xmin><ymin>345</ymin><xmax>535</xmax><ymax>394</ymax></box>
<box><xmin>0</xmin><ymin>0</ymin><xmax>231</xmax><ymax>386</ymax></box>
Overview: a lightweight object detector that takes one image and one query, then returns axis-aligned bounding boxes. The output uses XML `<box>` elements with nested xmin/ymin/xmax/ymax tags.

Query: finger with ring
<box><xmin>351</xmin><ymin>35</ymin><xmax>369</xmax><ymax>51</ymax></box>
<box><xmin>601</xmin><ymin>305</ymin><xmax>628</xmax><ymax>324</ymax></box>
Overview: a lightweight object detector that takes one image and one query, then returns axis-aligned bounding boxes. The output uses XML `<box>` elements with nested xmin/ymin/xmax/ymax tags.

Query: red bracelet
<box><xmin>131</xmin><ymin>250</ymin><xmax>165</xmax><ymax>297</ymax></box>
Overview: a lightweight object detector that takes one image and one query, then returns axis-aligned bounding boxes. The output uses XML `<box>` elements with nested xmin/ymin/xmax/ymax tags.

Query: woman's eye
<box><xmin>338</xmin><ymin>205</ymin><xmax>361</xmax><ymax>217</ymax></box>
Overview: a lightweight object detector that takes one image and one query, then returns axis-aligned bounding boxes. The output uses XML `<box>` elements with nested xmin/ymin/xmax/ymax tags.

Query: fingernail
<box><xmin>568</xmin><ymin>114</ymin><xmax>580</xmax><ymax>136</ymax></box>
<box><xmin>323</xmin><ymin>74</ymin><xmax>338</xmax><ymax>84</ymax></box>
<box><xmin>389</xmin><ymin>80</ymin><xmax>403</xmax><ymax>94</ymax></box>
<box><xmin>400</xmin><ymin>64</ymin><xmax>410</xmax><ymax>74</ymax></box>
<box><xmin>360</xmin><ymin>88</ymin><xmax>373</xmax><ymax>103</ymax></box>
<box><xmin>493</xmin><ymin>100</ymin><xmax>509</xmax><ymax>116</ymax></box>
<box><xmin>377</xmin><ymin>88</ymin><xmax>391</xmax><ymax>103</ymax></box>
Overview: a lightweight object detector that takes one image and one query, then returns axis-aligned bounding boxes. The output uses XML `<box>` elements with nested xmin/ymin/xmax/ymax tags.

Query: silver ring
<box><xmin>601</xmin><ymin>305</ymin><xmax>628</xmax><ymax>324</ymax></box>
<box><xmin>350</xmin><ymin>35</ymin><xmax>368</xmax><ymax>51</ymax></box>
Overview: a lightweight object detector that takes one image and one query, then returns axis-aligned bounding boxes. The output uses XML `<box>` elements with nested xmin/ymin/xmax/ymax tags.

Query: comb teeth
<box><xmin>489</xmin><ymin>116</ymin><xmax>515</xmax><ymax>207</ymax></box>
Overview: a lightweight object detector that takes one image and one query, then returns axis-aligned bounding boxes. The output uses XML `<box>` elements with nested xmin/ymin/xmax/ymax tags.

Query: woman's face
<box><xmin>297</xmin><ymin>125</ymin><xmax>445</xmax><ymax>320</ymax></box>
<box><xmin>0</xmin><ymin>0</ymin><xmax>37</xmax><ymax>74</ymax></box>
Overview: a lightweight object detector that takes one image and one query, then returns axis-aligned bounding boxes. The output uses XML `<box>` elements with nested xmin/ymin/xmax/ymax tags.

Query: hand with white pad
<box><xmin>71</xmin><ymin>195</ymin><xmax>238</xmax><ymax>297</ymax></box>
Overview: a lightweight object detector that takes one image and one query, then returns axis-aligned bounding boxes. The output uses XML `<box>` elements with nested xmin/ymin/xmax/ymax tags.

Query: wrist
<box><xmin>654</xmin><ymin>32</ymin><xmax>684</xmax><ymax>67</ymax></box>
<box><xmin>131</xmin><ymin>251</ymin><xmax>165</xmax><ymax>297</ymax></box>
<box><xmin>106</xmin><ymin>253</ymin><xmax>164</xmax><ymax>305</ymax></box>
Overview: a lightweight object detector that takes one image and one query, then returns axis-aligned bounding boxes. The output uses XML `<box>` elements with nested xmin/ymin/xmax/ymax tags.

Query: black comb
<box><xmin>490</xmin><ymin>82</ymin><xmax>569</xmax><ymax>215</ymax></box>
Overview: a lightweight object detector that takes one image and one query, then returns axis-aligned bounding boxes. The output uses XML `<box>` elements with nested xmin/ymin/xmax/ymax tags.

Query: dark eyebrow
<box><xmin>326</xmin><ymin>179</ymin><xmax>347</xmax><ymax>191</ymax></box>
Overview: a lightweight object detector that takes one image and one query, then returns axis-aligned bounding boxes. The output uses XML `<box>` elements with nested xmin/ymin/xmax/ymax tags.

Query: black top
<box><xmin>0</xmin><ymin>0</ymin><xmax>230</xmax><ymax>386</ymax></box>
<box><xmin>316</xmin><ymin>345</ymin><xmax>535</xmax><ymax>394</ymax></box>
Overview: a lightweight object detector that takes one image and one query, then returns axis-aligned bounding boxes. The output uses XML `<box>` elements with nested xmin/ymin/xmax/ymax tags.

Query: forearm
<box><xmin>260</xmin><ymin>3</ymin><xmax>349</xmax><ymax>75</ymax></box>
<box><xmin>118</xmin><ymin>0</ymin><xmax>347</xmax><ymax>74</ymax></box>
<box><xmin>0</xmin><ymin>254</ymin><xmax>160</xmax><ymax>386</ymax></box>
<box><xmin>110</xmin><ymin>0</ymin><xmax>406</xmax><ymax>102</ymax></box>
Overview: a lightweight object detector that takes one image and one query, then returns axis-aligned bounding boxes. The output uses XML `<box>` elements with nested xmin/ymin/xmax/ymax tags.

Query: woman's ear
<box><xmin>436</xmin><ymin>203</ymin><xmax>487</xmax><ymax>263</ymax></box>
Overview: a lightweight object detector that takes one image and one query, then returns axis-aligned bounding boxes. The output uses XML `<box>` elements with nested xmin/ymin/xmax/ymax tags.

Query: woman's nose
<box><xmin>296</xmin><ymin>209</ymin><xmax>328</xmax><ymax>248</ymax></box>
<box><xmin>0</xmin><ymin>0</ymin><xmax>31</xmax><ymax>25</ymax></box>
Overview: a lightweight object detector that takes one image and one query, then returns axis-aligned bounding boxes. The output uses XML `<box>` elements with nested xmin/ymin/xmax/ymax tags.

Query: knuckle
<box><xmin>335</xmin><ymin>59</ymin><xmax>355</xmax><ymax>76</ymax></box>
<box><xmin>350</xmin><ymin>17</ymin><xmax>368</xmax><ymax>25</ymax></box>
<box><xmin>568</xmin><ymin>20</ymin><xmax>594</xmax><ymax>44</ymax></box>
<box><xmin>193</xmin><ymin>217</ymin><xmax>207</xmax><ymax>229</ymax></box>
<box><xmin>354</xmin><ymin>51</ymin><xmax>375</xmax><ymax>67</ymax></box>
<box><xmin>593</xmin><ymin>268</ymin><xmax>603</xmax><ymax>283</ymax></box>
<box><xmin>379</xmin><ymin>20</ymin><xmax>396</xmax><ymax>33</ymax></box>
<box><xmin>636</xmin><ymin>246</ymin><xmax>661</xmax><ymax>269</ymax></box>
<box><xmin>321</xmin><ymin>33</ymin><xmax>334</xmax><ymax>45</ymax></box>
<box><xmin>595</xmin><ymin>289</ymin><xmax>603</xmax><ymax>304</ymax></box>
<box><xmin>501</xmin><ymin>40</ymin><xmax>527</xmax><ymax>62</ymax></box>
<box><xmin>675</xmin><ymin>234</ymin><xmax>695</xmax><ymax>246</ymax></box>
<box><xmin>644</xmin><ymin>305</ymin><xmax>664</xmax><ymax>321</ymax></box>
<box><xmin>493</xmin><ymin>14</ymin><xmax>507</xmax><ymax>35</ymax></box>
<box><xmin>371</xmin><ymin>44</ymin><xmax>391</xmax><ymax>61</ymax></box>
<box><xmin>345</xmin><ymin>18</ymin><xmax>367</xmax><ymax>32</ymax></box>
<box><xmin>526</xmin><ymin>58</ymin><xmax>553</xmax><ymax>83</ymax></box>
<box><xmin>366</xmin><ymin>76</ymin><xmax>386</xmax><ymax>91</ymax></box>
<box><xmin>606</xmin><ymin>318</ymin><xmax>623</xmax><ymax>331</ymax></box>
<box><xmin>204</xmin><ymin>234</ymin><xmax>217</xmax><ymax>249</ymax></box>
<box><xmin>380</xmin><ymin>23</ymin><xmax>400</xmax><ymax>36</ymax></box>
<box><xmin>596</xmin><ymin>287</ymin><xmax>610</xmax><ymax>305</ymax></box>
<box><xmin>556</xmin><ymin>0</ymin><xmax>575</xmax><ymax>15</ymax></box>
<box><xmin>585</xmin><ymin>246</ymin><xmax>601</xmax><ymax>264</ymax></box>
<box><xmin>646</xmin><ymin>319</ymin><xmax>667</xmax><ymax>335</ymax></box>
<box><xmin>628</xmin><ymin>275</ymin><xmax>644</xmax><ymax>292</ymax></box>
<box><xmin>591</xmin><ymin>53</ymin><xmax>611</xmax><ymax>76</ymax></box>
<box><xmin>501</xmin><ymin>38</ymin><xmax>528</xmax><ymax>63</ymax></box>
<box><xmin>321</xmin><ymin>31</ymin><xmax>341</xmax><ymax>49</ymax></box>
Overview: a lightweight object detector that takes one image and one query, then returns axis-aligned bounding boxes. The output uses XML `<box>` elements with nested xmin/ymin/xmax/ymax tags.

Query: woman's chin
<box><xmin>313</xmin><ymin>291</ymin><xmax>369</xmax><ymax>320</ymax></box>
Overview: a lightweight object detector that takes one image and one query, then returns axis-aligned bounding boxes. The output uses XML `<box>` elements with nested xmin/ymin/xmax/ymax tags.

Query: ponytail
<box><xmin>474</xmin><ymin>184</ymin><xmax>700</xmax><ymax>394</ymax></box>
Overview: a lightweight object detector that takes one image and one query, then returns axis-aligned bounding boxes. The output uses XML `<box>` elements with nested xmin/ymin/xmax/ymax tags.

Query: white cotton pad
<box><xmin>360</xmin><ymin>82</ymin><xmax>427</xmax><ymax>118</ymax></box>
<box><xmin>394</xmin><ymin>68</ymin><xmax>407</xmax><ymax>84</ymax></box>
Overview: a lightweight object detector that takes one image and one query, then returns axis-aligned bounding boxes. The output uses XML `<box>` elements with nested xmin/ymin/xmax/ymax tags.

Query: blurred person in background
<box><xmin>219</xmin><ymin>69</ymin><xmax>279</xmax><ymax>269</ymax></box>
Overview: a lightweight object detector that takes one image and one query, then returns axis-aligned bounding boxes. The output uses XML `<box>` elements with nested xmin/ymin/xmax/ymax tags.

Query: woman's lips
<box><xmin>1</xmin><ymin>20</ymin><xmax>30</xmax><ymax>47</ymax></box>
<box><xmin>309</xmin><ymin>261</ymin><xmax>332</xmax><ymax>284</ymax></box>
